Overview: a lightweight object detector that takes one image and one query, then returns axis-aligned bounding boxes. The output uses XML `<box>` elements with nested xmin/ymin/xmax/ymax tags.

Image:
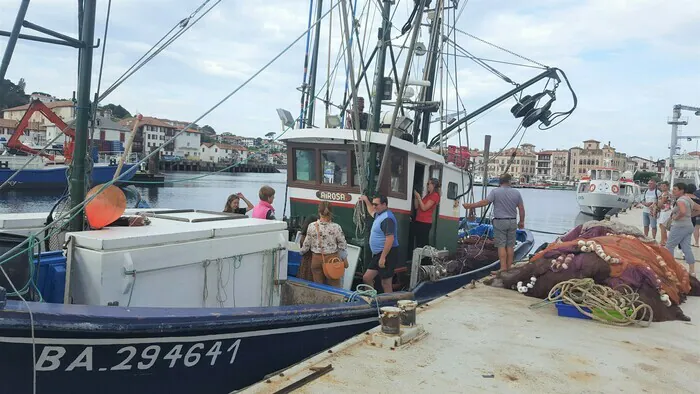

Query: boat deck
<box><xmin>244</xmin><ymin>284</ymin><xmax>699</xmax><ymax>393</ymax></box>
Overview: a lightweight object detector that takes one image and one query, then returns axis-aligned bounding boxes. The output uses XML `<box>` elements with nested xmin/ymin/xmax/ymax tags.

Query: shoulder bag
<box><xmin>315</xmin><ymin>222</ymin><xmax>346</xmax><ymax>280</ymax></box>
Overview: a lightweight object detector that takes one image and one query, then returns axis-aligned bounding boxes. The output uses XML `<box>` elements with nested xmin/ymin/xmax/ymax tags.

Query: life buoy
<box><xmin>589</xmin><ymin>184</ymin><xmax>596</xmax><ymax>192</ymax></box>
<box><xmin>611</xmin><ymin>185</ymin><xmax>619</xmax><ymax>193</ymax></box>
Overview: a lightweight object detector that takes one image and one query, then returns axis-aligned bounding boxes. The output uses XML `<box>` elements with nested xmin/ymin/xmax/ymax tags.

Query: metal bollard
<box><xmin>398</xmin><ymin>300</ymin><xmax>418</xmax><ymax>326</ymax></box>
<box><xmin>380</xmin><ymin>306</ymin><xmax>401</xmax><ymax>335</ymax></box>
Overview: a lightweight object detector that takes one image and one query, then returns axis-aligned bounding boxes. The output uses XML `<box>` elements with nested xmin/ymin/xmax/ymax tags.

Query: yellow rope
<box><xmin>546</xmin><ymin>278</ymin><xmax>654</xmax><ymax>327</ymax></box>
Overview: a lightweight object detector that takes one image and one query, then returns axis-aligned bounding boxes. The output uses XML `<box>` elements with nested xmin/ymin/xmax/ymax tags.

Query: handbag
<box><xmin>315</xmin><ymin>221</ymin><xmax>346</xmax><ymax>280</ymax></box>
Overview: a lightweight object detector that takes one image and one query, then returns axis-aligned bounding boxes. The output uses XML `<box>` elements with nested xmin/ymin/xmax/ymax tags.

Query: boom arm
<box><xmin>428</xmin><ymin>68</ymin><xmax>560</xmax><ymax>149</ymax></box>
<box><xmin>6</xmin><ymin>99</ymin><xmax>75</xmax><ymax>161</ymax></box>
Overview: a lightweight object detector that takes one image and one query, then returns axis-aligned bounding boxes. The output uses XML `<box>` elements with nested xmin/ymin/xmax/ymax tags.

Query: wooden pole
<box><xmin>113</xmin><ymin>114</ymin><xmax>142</xmax><ymax>181</ymax></box>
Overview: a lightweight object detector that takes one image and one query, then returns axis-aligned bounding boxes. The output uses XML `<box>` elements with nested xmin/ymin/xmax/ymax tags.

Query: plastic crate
<box><xmin>288</xmin><ymin>251</ymin><xmax>301</xmax><ymax>277</ymax></box>
<box><xmin>554</xmin><ymin>301</ymin><xmax>591</xmax><ymax>320</ymax></box>
<box><xmin>33</xmin><ymin>251</ymin><xmax>67</xmax><ymax>304</ymax></box>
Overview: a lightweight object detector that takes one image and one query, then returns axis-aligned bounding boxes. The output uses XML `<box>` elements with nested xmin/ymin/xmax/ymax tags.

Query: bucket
<box><xmin>398</xmin><ymin>300</ymin><xmax>418</xmax><ymax>326</ymax></box>
<box><xmin>380</xmin><ymin>306</ymin><xmax>401</xmax><ymax>335</ymax></box>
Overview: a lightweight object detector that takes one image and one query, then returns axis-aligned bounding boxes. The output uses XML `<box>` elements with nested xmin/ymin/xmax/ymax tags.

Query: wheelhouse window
<box><xmin>321</xmin><ymin>150</ymin><xmax>349</xmax><ymax>186</ymax></box>
<box><xmin>294</xmin><ymin>149</ymin><xmax>316</xmax><ymax>182</ymax></box>
<box><xmin>371</xmin><ymin>147</ymin><xmax>407</xmax><ymax>198</ymax></box>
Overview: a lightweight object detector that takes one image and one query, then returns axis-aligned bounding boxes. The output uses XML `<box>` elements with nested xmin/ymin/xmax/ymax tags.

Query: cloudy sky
<box><xmin>1</xmin><ymin>0</ymin><xmax>699</xmax><ymax>160</ymax></box>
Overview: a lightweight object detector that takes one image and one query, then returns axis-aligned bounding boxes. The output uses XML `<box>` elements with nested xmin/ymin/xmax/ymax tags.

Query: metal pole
<box><xmin>305</xmin><ymin>0</ymin><xmax>323</xmax><ymax>128</ymax></box>
<box><xmin>375</xmin><ymin>0</ymin><xmax>427</xmax><ymax>193</ymax></box>
<box><xmin>668</xmin><ymin>105</ymin><xmax>681</xmax><ymax>182</ymax></box>
<box><xmin>369</xmin><ymin>0</ymin><xmax>392</xmax><ymax>135</ymax></box>
<box><xmin>0</xmin><ymin>0</ymin><xmax>31</xmax><ymax>82</ymax></box>
<box><xmin>69</xmin><ymin>0</ymin><xmax>96</xmax><ymax>231</ymax></box>
<box><xmin>416</xmin><ymin>0</ymin><xmax>443</xmax><ymax>145</ymax></box>
<box><xmin>481</xmin><ymin>135</ymin><xmax>491</xmax><ymax>215</ymax></box>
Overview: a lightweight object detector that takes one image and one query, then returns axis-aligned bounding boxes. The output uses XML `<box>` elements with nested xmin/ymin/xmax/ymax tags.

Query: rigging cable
<box><xmin>298</xmin><ymin>0</ymin><xmax>316</xmax><ymax>128</ymax></box>
<box><xmin>0</xmin><ymin>0</ymin><xmax>346</xmax><ymax>268</ymax></box>
<box><xmin>98</xmin><ymin>0</ymin><xmax>222</xmax><ymax>103</ymax></box>
<box><xmin>453</xmin><ymin>27</ymin><xmax>547</xmax><ymax>68</ymax></box>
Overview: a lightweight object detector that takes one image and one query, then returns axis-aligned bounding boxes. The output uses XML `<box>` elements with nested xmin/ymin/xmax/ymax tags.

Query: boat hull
<box><xmin>0</xmin><ymin>278</ymin><xmax>410</xmax><ymax>394</ymax></box>
<box><xmin>0</xmin><ymin>164</ymin><xmax>137</xmax><ymax>189</ymax></box>
<box><xmin>577</xmin><ymin>192</ymin><xmax>631</xmax><ymax>218</ymax></box>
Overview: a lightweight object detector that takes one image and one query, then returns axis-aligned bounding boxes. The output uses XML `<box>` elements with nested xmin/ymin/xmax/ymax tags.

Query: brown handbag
<box><xmin>315</xmin><ymin>221</ymin><xmax>346</xmax><ymax>280</ymax></box>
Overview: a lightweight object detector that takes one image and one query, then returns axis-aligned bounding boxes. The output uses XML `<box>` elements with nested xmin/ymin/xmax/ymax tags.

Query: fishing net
<box><xmin>495</xmin><ymin>221</ymin><xmax>698</xmax><ymax>323</ymax></box>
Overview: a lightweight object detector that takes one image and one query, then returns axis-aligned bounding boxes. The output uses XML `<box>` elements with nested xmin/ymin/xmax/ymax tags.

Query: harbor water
<box><xmin>0</xmin><ymin>171</ymin><xmax>587</xmax><ymax>244</ymax></box>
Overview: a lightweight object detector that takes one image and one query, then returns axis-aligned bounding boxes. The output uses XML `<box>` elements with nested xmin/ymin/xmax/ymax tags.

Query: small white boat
<box><xmin>576</xmin><ymin>168</ymin><xmax>640</xmax><ymax>217</ymax></box>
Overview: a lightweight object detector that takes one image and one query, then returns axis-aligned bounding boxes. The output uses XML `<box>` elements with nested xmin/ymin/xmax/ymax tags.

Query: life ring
<box><xmin>611</xmin><ymin>185</ymin><xmax>619</xmax><ymax>193</ymax></box>
<box><xmin>589</xmin><ymin>184</ymin><xmax>596</xmax><ymax>192</ymax></box>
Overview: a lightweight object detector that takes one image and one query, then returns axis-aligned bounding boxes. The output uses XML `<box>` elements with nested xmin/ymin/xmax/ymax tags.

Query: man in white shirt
<box><xmin>642</xmin><ymin>179</ymin><xmax>659</xmax><ymax>239</ymax></box>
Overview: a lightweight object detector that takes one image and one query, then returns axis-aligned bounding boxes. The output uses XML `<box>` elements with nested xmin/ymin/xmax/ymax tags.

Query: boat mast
<box><xmin>413</xmin><ymin>0</ymin><xmax>444</xmax><ymax>145</ymax></box>
<box><xmin>366</xmin><ymin>0</ymin><xmax>393</xmax><ymax>193</ymax></box>
<box><xmin>305</xmin><ymin>0</ymin><xmax>324</xmax><ymax>128</ymax></box>
<box><xmin>0</xmin><ymin>0</ymin><xmax>30</xmax><ymax>82</ymax></box>
<box><xmin>69</xmin><ymin>0</ymin><xmax>97</xmax><ymax>231</ymax></box>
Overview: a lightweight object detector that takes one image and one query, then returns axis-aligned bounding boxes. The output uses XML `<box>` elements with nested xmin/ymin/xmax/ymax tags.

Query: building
<box><xmin>29</xmin><ymin>92</ymin><xmax>56</xmax><ymax>103</ymax></box>
<box><xmin>200</xmin><ymin>143</ymin><xmax>248</xmax><ymax>163</ymax></box>
<box><xmin>173</xmin><ymin>129</ymin><xmax>201</xmax><ymax>160</ymax></box>
<box><xmin>568</xmin><ymin>140</ymin><xmax>629</xmax><ymax>180</ymax></box>
<box><xmin>2</xmin><ymin>100</ymin><xmax>75</xmax><ymax>127</ymax></box>
<box><xmin>487</xmin><ymin>143</ymin><xmax>537</xmax><ymax>183</ymax></box>
<box><xmin>44</xmin><ymin>114</ymin><xmax>130</xmax><ymax>152</ymax></box>
<box><xmin>0</xmin><ymin>118</ymin><xmax>18</xmax><ymax>145</ymax></box>
<box><xmin>628</xmin><ymin>156</ymin><xmax>657</xmax><ymax>173</ymax></box>
<box><xmin>535</xmin><ymin>150</ymin><xmax>570</xmax><ymax>181</ymax></box>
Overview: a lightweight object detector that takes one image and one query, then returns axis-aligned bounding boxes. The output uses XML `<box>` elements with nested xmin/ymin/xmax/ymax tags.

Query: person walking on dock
<box><xmin>462</xmin><ymin>173</ymin><xmax>525</xmax><ymax>273</ymax></box>
<box><xmin>666</xmin><ymin>182</ymin><xmax>696</xmax><ymax>277</ymax></box>
<box><xmin>642</xmin><ymin>179</ymin><xmax>659</xmax><ymax>240</ymax></box>
<box><xmin>252</xmin><ymin>185</ymin><xmax>276</xmax><ymax>220</ymax></box>
<box><xmin>360</xmin><ymin>195</ymin><xmax>399</xmax><ymax>293</ymax></box>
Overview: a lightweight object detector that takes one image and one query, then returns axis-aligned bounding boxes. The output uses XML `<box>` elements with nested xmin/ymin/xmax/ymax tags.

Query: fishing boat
<box><xmin>0</xmin><ymin>0</ymin><xmax>575</xmax><ymax>392</ymax></box>
<box><xmin>576</xmin><ymin>168</ymin><xmax>639</xmax><ymax>217</ymax></box>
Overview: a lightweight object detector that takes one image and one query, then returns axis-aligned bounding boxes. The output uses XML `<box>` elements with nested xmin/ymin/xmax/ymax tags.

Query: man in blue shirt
<box><xmin>360</xmin><ymin>194</ymin><xmax>398</xmax><ymax>293</ymax></box>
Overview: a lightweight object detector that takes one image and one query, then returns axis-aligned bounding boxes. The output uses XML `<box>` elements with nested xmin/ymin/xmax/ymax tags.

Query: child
<box><xmin>223</xmin><ymin>193</ymin><xmax>254</xmax><ymax>214</ymax></box>
<box><xmin>251</xmin><ymin>185</ymin><xmax>276</xmax><ymax>220</ymax></box>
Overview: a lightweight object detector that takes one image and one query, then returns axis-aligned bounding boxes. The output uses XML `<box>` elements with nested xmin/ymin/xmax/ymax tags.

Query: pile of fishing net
<box><xmin>454</xmin><ymin>235</ymin><xmax>499</xmax><ymax>272</ymax></box>
<box><xmin>491</xmin><ymin>220</ymin><xmax>700</xmax><ymax>323</ymax></box>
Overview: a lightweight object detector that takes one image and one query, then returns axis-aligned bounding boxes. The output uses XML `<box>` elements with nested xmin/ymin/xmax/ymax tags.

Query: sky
<box><xmin>1</xmin><ymin>0</ymin><xmax>699</xmax><ymax>160</ymax></box>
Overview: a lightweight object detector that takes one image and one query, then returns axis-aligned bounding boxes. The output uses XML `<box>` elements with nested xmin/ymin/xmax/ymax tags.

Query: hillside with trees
<box><xmin>0</xmin><ymin>78</ymin><xmax>29</xmax><ymax>110</ymax></box>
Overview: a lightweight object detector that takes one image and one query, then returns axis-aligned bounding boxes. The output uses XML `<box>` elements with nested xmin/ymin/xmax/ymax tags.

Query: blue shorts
<box><xmin>642</xmin><ymin>212</ymin><xmax>657</xmax><ymax>227</ymax></box>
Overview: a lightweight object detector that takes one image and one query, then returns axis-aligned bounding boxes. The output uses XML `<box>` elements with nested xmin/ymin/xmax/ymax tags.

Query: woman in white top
<box><xmin>299</xmin><ymin>202</ymin><xmax>348</xmax><ymax>287</ymax></box>
<box><xmin>656</xmin><ymin>181</ymin><xmax>672</xmax><ymax>246</ymax></box>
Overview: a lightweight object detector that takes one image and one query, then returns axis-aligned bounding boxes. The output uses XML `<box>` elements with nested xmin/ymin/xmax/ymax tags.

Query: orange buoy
<box><xmin>85</xmin><ymin>184</ymin><xmax>127</xmax><ymax>229</ymax></box>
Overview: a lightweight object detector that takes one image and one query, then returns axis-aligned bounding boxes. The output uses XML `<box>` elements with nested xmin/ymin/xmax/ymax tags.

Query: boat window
<box><xmin>389</xmin><ymin>153</ymin><xmax>406</xmax><ymax>194</ymax></box>
<box><xmin>578</xmin><ymin>182</ymin><xmax>588</xmax><ymax>193</ymax></box>
<box><xmin>294</xmin><ymin>149</ymin><xmax>316</xmax><ymax>182</ymax></box>
<box><xmin>590</xmin><ymin>171</ymin><xmax>597</xmax><ymax>180</ymax></box>
<box><xmin>447</xmin><ymin>182</ymin><xmax>458</xmax><ymax>199</ymax></box>
<box><xmin>612</xmin><ymin>171</ymin><xmax>620</xmax><ymax>181</ymax></box>
<box><xmin>321</xmin><ymin>150</ymin><xmax>349</xmax><ymax>185</ymax></box>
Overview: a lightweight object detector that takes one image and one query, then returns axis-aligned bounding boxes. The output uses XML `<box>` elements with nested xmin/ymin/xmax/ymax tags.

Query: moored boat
<box><xmin>576</xmin><ymin>168</ymin><xmax>639</xmax><ymax>217</ymax></box>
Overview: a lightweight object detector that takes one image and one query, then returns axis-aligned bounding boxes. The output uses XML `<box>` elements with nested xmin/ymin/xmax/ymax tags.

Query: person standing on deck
<box><xmin>642</xmin><ymin>179</ymin><xmax>659</xmax><ymax>239</ymax></box>
<box><xmin>251</xmin><ymin>185</ymin><xmax>276</xmax><ymax>220</ymax></box>
<box><xmin>360</xmin><ymin>195</ymin><xmax>399</xmax><ymax>293</ymax></box>
<box><xmin>412</xmin><ymin>178</ymin><xmax>441</xmax><ymax>249</ymax></box>
<box><xmin>462</xmin><ymin>173</ymin><xmax>525</xmax><ymax>273</ymax></box>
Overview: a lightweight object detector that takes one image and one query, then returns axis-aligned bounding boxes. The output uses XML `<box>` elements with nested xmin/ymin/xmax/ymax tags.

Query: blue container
<box><xmin>288</xmin><ymin>251</ymin><xmax>302</xmax><ymax>277</ymax></box>
<box><xmin>554</xmin><ymin>301</ymin><xmax>591</xmax><ymax>320</ymax></box>
<box><xmin>32</xmin><ymin>251</ymin><xmax>67</xmax><ymax>304</ymax></box>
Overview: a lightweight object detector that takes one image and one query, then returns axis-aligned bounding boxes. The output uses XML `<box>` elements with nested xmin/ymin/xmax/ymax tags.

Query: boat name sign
<box><xmin>316</xmin><ymin>191</ymin><xmax>352</xmax><ymax>202</ymax></box>
<box><xmin>34</xmin><ymin>339</ymin><xmax>241</xmax><ymax>372</ymax></box>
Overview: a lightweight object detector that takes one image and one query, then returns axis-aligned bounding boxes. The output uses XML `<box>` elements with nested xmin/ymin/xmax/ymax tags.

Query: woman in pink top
<box><xmin>251</xmin><ymin>185</ymin><xmax>276</xmax><ymax>220</ymax></box>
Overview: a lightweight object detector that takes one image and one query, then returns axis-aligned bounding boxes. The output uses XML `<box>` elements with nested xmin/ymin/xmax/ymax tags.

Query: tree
<box><xmin>265</xmin><ymin>132</ymin><xmax>276</xmax><ymax>140</ymax></box>
<box><xmin>201</xmin><ymin>134</ymin><xmax>215</xmax><ymax>144</ymax></box>
<box><xmin>221</xmin><ymin>132</ymin><xmax>233</xmax><ymax>136</ymax></box>
<box><xmin>0</xmin><ymin>78</ymin><xmax>29</xmax><ymax>110</ymax></box>
<box><xmin>101</xmin><ymin>103</ymin><xmax>132</xmax><ymax>119</ymax></box>
<box><xmin>633</xmin><ymin>171</ymin><xmax>657</xmax><ymax>184</ymax></box>
<box><xmin>201</xmin><ymin>125</ymin><xmax>216</xmax><ymax>135</ymax></box>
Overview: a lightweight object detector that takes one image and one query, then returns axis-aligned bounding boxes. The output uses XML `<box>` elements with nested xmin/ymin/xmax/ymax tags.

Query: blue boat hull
<box><xmin>0</xmin><ymin>164</ymin><xmax>137</xmax><ymax>189</ymax></box>
<box><xmin>0</xmin><ymin>278</ymin><xmax>410</xmax><ymax>394</ymax></box>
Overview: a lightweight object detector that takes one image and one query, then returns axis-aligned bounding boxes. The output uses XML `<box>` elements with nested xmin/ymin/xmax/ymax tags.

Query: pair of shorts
<box><xmin>492</xmin><ymin>218</ymin><xmax>517</xmax><ymax>248</ymax></box>
<box><xmin>642</xmin><ymin>212</ymin><xmax>657</xmax><ymax>227</ymax></box>
<box><xmin>367</xmin><ymin>247</ymin><xmax>399</xmax><ymax>279</ymax></box>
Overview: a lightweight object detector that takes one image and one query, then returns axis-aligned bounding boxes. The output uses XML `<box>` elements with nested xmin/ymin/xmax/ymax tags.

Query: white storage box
<box><xmin>66</xmin><ymin>210</ymin><xmax>288</xmax><ymax>308</ymax></box>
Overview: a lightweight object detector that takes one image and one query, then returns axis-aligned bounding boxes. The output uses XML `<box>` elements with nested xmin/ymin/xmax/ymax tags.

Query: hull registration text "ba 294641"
<box><xmin>35</xmin><ymin>339</ymin><xmax>241</xmax><ymax>372</ymax></box>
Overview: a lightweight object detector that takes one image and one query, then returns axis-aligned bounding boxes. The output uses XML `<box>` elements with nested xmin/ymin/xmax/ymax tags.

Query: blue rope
<box><xmin>346</xmin><ymin>283</ymin><xmax>380</xmax><ymax>318</ymax></box>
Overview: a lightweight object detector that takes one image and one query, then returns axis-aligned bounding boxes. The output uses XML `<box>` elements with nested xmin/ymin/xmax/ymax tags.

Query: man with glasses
<box><xmin>360</xmin><ymin>194</ymin><xmax>398</xmax><ymax>293</ymax></box>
